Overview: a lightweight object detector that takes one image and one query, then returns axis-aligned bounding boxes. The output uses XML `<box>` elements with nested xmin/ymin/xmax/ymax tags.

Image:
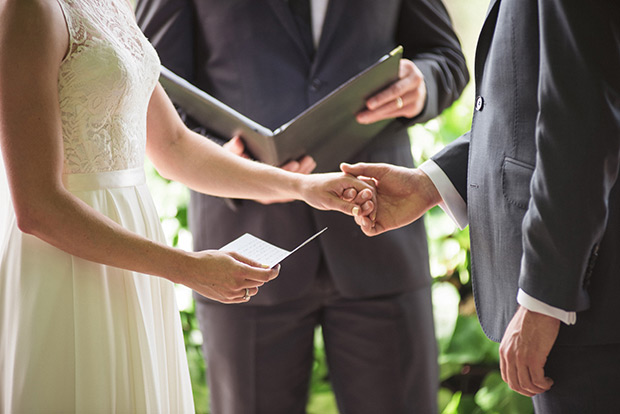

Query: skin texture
<box><xmin>340</xmin><ymin>162</ymin><xmax>441</xmax><ymax>236</ymax></box>
<box><xmin>0</xmin><ymin>0</ymin><xmax>375</xmax><ymax>304</ymax></box>
<box><xmin>499</xmin><ymin>306</ymin><xmax>560</xmax><ymax>396</ymax></box>
<box><xmin>222</xmin><ymin>135</ymin><xmax>317</xmax><ymax>205</ymax></box>
<box><xmin>356</xmin><ymin>59</ymin><xmax>427</xmax><ymax>124</ymax></box>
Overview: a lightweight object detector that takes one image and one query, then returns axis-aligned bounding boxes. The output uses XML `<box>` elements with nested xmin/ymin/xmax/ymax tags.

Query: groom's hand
<box><xmin>340</xmin><ymin>162</ymin><xmax>442</xmax><ymax>236</ymax></box>
<box><xmin>499</xmin><ymin>306</ymin><xmax>560</xmax><ymax>396</ymax></box>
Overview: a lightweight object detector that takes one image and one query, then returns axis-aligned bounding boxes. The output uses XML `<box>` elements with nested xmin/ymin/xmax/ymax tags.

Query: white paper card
<box><xmin>219</xmin><ymin>227</ymin><xmax>327</xmax><ymax>268</ymax></box>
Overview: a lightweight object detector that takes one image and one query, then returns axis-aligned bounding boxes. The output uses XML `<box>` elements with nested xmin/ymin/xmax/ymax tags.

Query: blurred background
<box><xmin>142</xmin><ymin>1</ymin><xmax>535</xmax><ymax>412</ymax></box>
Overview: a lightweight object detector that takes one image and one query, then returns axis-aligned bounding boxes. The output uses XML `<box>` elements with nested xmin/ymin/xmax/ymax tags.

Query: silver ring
<box><xmin>396</xmin><ymin>96</ymin><xmax>404</xmax><ymax>109</ymax></box>
<box><xmin>243</xmin><ymin>288</ymin><xmax>250</xmax><ymax>301</ymax></box>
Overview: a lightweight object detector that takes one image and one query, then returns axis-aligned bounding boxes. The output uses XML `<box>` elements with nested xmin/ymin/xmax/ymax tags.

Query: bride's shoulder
<box><xmin>1</xmin><ymin>0</ymin><xmax>66</xmax><ymax>19</ymax></box>
<box><xmin>0</xmin><ymin>0</ymin><xmax>69</xmax><ymax>66</ymax></box>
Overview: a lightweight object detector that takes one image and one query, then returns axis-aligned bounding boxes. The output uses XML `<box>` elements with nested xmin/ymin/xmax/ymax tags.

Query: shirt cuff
<box><xmin>419</xmin><ymin>160</ymin><xmax>468</xmax><ymax>230</ymax></box>
<box><xmin>517</xmin><ymin>289</ymin><xmax>577</xmax><ymax>325</ymax></box>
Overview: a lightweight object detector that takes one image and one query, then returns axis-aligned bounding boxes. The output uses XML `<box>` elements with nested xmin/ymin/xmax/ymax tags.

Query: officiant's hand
<box><xmin>356</xmin><ymin>59</ymin><xmax>427</xmax><ymax>124</ymax></box>
<box><xmin>224</xmin><ymin>136</ymin><xmax>317</xmax><ymax>204</ymax></box>
<box><xmin>183</xmin><ymin>249</ymin><xmax>280</xmax><ymax>304</ymax></box>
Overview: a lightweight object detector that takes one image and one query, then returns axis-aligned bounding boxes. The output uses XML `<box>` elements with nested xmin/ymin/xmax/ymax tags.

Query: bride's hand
<box><xmin>297</xmin><ymin>172</ymin><xmax>376</xmax><ymax>218</ymax></box>
<box><xmin>179</xmin><ymin>250</ymin><xmax>280</xmax><ymax>303</ymax></box>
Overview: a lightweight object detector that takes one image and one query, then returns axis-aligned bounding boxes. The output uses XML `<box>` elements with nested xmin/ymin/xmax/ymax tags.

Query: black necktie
<box><xmin>289</xmin><ymin>0</ymin><xmax>314</xmax><ymax>57</ymax></box>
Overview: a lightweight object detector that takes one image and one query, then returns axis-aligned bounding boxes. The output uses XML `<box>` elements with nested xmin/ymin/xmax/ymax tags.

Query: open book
<box><xmin>160</xmin><ymin>46</ymin><xmax>403</xmax><ymax>172</ymax></box>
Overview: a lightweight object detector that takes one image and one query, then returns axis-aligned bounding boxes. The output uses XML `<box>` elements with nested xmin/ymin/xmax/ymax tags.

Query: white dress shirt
<box><xmin>311</xmin><ymin>0</ymin><xmax>329</xmax><ymax>48</ymax></box>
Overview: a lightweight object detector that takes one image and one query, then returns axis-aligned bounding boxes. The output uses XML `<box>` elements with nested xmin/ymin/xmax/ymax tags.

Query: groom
<box><xmin>343</xmin><ymin>0</ymin><xmax>620</xmax><ymax>412</ymax></box>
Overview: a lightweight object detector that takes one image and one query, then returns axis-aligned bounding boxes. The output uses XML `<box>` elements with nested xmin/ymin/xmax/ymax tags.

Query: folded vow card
<box><xmin>219</xmin><ymin>227</ymin><xmax>328</xmax><ymax>268</ymax></box>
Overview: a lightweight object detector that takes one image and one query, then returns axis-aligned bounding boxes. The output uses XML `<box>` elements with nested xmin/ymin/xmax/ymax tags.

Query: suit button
<box><xmin>310</xmin><ymin>78</ymin><xmax>323</xmax><ymax>92</ymax></box>
<box><xmin>475</xmin><ymin>96</ymin><xmax>484</xmax><ymax>111</ymax></box>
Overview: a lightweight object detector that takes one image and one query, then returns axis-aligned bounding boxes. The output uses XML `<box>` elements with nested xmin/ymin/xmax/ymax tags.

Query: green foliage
<box><xmin>145</xmin><ymin>95</ymin><xmax>533</xmax><ymax>413</ymax></box>
<box><xmin>307</xmin><ymin>329</ymin><xmax>339</xmax><ymax>413</ymax></box>
<box><xmin>180</xmin><ymin>304</ymin><xmax>210</xmax><ymax>414</ymax></box>
<box><xmin>475</xmin><ymin>372</ymin><xmax>533</xmax><ymax>414</ymax></box>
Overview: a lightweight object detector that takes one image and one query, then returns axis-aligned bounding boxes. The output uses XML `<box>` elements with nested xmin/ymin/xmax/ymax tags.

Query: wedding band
<box><xmin>243</xmin><ymin>288</ymin><xmax>250</xmax><ymax>301</ymax></box>
<box><xmin>396</xmin><ymin>96</ymin><xmax>404</xmax><ymax>109</ymax></box>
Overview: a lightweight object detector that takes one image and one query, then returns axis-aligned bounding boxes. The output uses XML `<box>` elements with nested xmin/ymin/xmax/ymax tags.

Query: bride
<box><xmin>0</xmin><ymin>0</ymin><xmax>374</xmax><ymax>411</ymax></box>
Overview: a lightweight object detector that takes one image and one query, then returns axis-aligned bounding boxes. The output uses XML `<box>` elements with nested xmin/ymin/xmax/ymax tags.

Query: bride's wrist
<box><xmin>156</xmin><ymin>247</ymin><xmax>198</xmax><ymax>286</ymax></box>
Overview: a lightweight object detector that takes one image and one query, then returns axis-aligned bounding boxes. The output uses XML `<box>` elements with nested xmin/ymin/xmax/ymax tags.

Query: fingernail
<box><xmin>361</xmin><ymin>191</ymin><xmax>371</xmax><ymax>200</ymax></box>
<box><xmin>352</xmin><ymin>206</ymin><xmax>360</xmax><ymax>216</ymax></box>
<box><xmin>261</xmin><ymin>264</ymin><xmax>270</xmax><ymax>269</ymax></box>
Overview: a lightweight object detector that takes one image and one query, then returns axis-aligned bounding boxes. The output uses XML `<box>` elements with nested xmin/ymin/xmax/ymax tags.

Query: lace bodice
<box><xmin>56</xmin><ymin>0</ymin><xmax>160</xmax><ymax>174</ymax></box>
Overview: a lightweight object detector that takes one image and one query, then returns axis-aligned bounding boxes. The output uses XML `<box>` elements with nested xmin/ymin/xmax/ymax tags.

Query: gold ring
<box><xmin>396</xmin><ymin>96</ymin><xmax>404</xmax><ymax>109</ymax></box>
<box><xmin>243</xmin><ymin>288</ymin><xmax>250</xmax><ymax>301</ymax></box>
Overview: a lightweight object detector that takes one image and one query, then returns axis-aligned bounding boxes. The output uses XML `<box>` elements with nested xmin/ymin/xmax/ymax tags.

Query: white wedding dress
<box><xmin>0</xmin><ymin>0</ymin><xmax>194</xmax><ymax>412</ymax></box>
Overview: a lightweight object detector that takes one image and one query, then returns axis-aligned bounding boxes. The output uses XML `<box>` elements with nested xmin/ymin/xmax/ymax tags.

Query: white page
<box><xmin>219</xmin><ymin>227</ymin><xmax>327</xmax><ymax>268</ymax></box>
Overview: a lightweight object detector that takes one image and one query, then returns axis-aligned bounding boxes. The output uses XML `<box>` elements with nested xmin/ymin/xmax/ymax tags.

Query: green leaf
<box><xmin>433</xmin><ymin>282</ymin><xmax>460</xmax><ymax>353</ymax></box>
<box><xmin>441</xmin><ymin>316</ymin><xmax>498</xmax><ymax>365</ymax></box>
<box><xmin>474</xmin><ymin>372</ymin><xmax>534</xmax><ymax>414</ymax></box>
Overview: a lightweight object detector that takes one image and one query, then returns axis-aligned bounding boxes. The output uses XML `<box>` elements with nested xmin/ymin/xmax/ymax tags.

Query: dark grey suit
<box><xmin>137</xmin><ymin>1</ymin><xmax>467</xmax><ymax>412</ymax></box>
<box><xmin>432</xmin><ymin>0</ymin><xmax>620</xmax><ymax>411</ymax></box>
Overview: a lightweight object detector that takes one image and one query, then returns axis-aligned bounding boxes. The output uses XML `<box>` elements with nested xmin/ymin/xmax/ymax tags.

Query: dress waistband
<box><xmin>62</xmin><ymin>168</ymin><xmax>146</xmax><ymax>191</ymax></box>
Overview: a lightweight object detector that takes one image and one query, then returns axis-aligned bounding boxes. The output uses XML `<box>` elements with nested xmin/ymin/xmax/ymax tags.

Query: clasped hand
<box><xmin>340</xmin><ymin>162</ymin><xmax>442</xmax><ymax>236</ymax></box>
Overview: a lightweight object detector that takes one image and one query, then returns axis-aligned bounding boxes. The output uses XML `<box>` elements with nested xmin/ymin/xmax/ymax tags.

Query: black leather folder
<box><xmin>159</xmin><ymin>46</ymin><xmax>403</xmax><ymax>172</ymax></box>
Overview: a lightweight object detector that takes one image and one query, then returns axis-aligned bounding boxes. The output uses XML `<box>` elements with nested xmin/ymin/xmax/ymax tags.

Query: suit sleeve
<box><xmin>397</xmin><ymin>0</ymin><xmax>470</xmax><ymax>125</ymax></box>
<box><xmin>430</xmin><ymin>132</ymin><xmax>470</xmax><ymax>203</ymax></box>
<box><xmin>519</xmin><ymin>0</ymin><xmax>620</xmax><ymax>311</ymax></box>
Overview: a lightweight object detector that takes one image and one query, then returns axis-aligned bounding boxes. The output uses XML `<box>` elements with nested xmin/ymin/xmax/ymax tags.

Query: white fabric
<box><xmin>0</xmin><ymin>155</ymin><xmax>9</xmax><ymax>257</ymax></box>
<box><xmin>0</xmin><ymin>0</ymin><xmax>194</xmax><ymax>412</ymax></box>
<box><xmin>419</xmin><ymin>159</ymin><xmax>468</xmax><ymax>229</ymax></box>
<box><xmin>57</xmin><ymin>0</ymin><xmax>158</xmax><ymax>175</ymax></box>
<box><xmin>517</xmin><ymin>289</ymin><xmax>576</xmax><ymax>325</ymax></box>
<box><xmin>420</xmin><ymin>159</ymin><xmax>576</xmax><ymax>325</ymax></box>
<box><xmin>311</xmin><ymin>0</ymin><xmax>329</xmax><ymax>48</ymax></box>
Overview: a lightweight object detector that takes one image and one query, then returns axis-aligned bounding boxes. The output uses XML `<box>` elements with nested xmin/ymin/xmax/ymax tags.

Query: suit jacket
<box><xmin>137</xmin><ymin>0</ymin><xmax>468</xmax><ymax>305</ymax></box>
<box><xmin>433</xmin><ymin>0</ymin><xmax>620</xmax><ymax>344</ymax></box>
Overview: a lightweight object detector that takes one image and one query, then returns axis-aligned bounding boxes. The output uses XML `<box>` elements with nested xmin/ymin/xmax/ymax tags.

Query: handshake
<box><xmin>339</xmin><ymin>162</ymin><xmax>442</xmax><ymax>236</ymax></box>
<box><xmin>225</xmin><ymin>137</ymin><xmax>442</xmax><ymax>237</ymax></box>
<box><xmin>198</xmin><ymin>158</ymin><xmax>443</xmax><ymax>304</ymax></box>
<box><xmin>296</xmin><ymin>161</ymin><xmax>442</xmax><ymax>237</ymax></box>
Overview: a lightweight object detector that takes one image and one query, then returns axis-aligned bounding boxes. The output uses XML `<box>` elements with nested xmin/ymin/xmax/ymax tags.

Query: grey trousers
<box><xmin>532</xmin><ymin>342</ymin><xmax>620</xmax><ymax>414</ymax></box>
<box><xmin>194</xmin><ymin>269</ymin><xmax>438</xmax><ymax>414</ymax></box>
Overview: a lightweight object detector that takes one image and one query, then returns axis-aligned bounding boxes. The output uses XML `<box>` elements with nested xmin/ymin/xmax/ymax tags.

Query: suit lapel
<box><xmin>474</xmin><ymin>0</ymin><xmax>501</xmax><ymax>85</ymax></box>
<box><xmin>268</xmin><ymin>0</ymin><xmax>313</xmax><ymax>62</ymax></box>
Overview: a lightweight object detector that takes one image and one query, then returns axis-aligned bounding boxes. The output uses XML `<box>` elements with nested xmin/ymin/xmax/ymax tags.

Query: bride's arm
<box><xmin>0</xmin><ymin>0</ymin><xmax>277</xmax><ymax>303</ymax></box>
<box><xmin>144</xmin><ymin>84</ymin><xmax>375</xmax><ymax>215</ymax></box>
